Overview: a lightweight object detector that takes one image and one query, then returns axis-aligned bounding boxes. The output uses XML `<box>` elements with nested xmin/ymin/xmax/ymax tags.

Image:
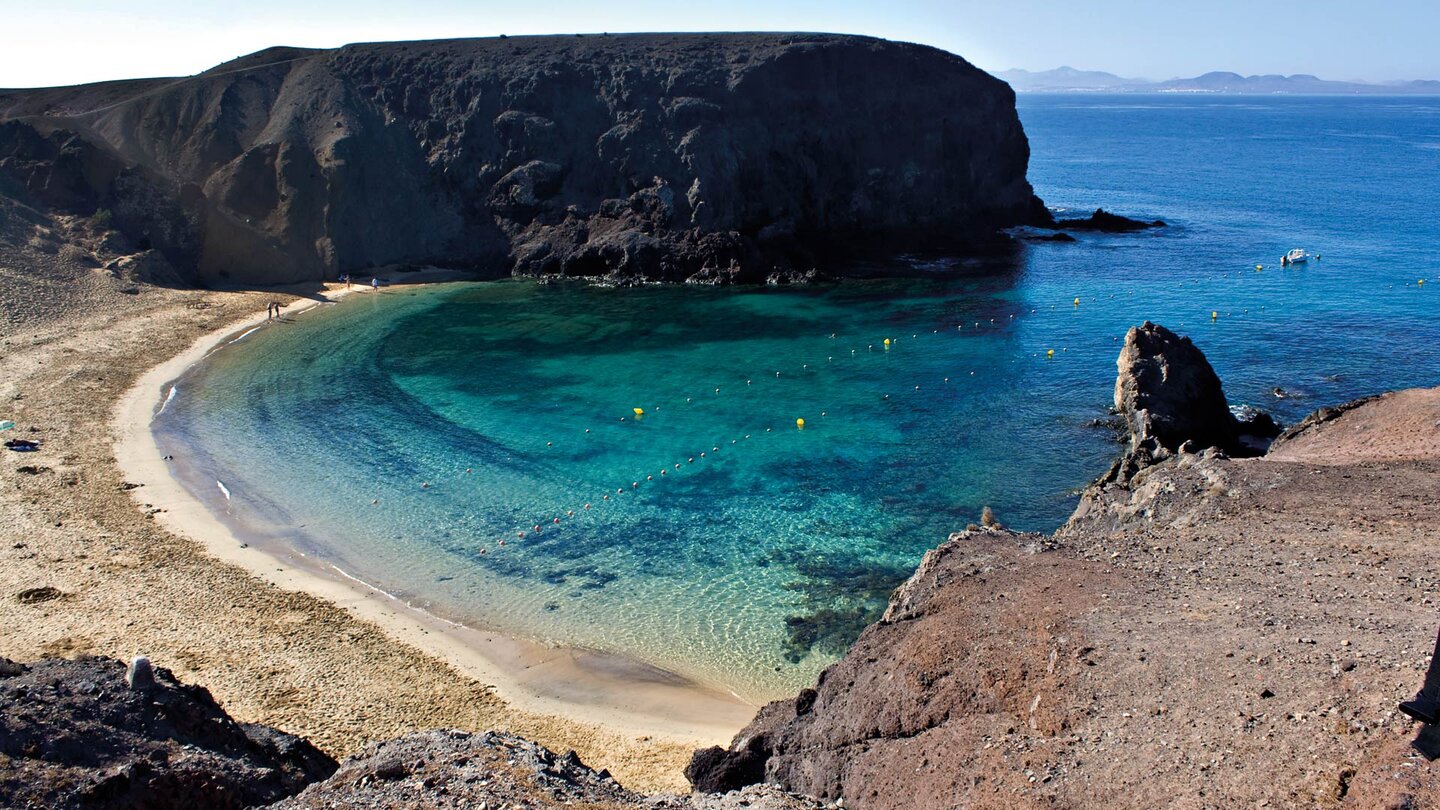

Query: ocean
<box><xmin>154</xmin><ymin>95</ymin><xmax>1440</xmax><ymax>703</ymax></box>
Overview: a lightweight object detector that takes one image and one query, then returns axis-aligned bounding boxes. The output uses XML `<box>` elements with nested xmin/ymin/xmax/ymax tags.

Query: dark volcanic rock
<box><xmin>1113</xmin><ymin>321</ymin><xmax>1238</xmax><ymax>455</ymax></box>
<box><xmin>686</xmin><ymin>732</ymin><xmax>772</xmax><ymax>794</ymax></box>
<box><xmin>1022</xmin><ymin>230</ymin><xmax>1076</xmax><ymax>242</ymax></box>
<box><xmin>0</xmin><ymin>34</ymin><xmax>1044</xmax><ymax>286</ymax></box>
<box><xmin>271</xmin><ymin>730</ymin><xmax>638</xmax><ymax>809</ymax></box>
<box><xmin>1054</xmin><ymin>207</ymin><xmax>1165</xmax><ymax>232</ymax></box>
<box><xmin>275</xmin><ymin>729</ymin><xmax>824</xmax><ymax>809</ymax></box>
<box><xmin>0</xmin><ymin>656</ymin><xmax>335</xmax><ymax>809</ymax></box>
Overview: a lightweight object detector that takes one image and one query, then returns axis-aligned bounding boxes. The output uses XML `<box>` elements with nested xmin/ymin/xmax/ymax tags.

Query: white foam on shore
<box><xmin>328</xmin><ymin>561</ymin><xmax>464</xmax><ymax>631</ymax></box>
<box><xmin>228</xmin><ymin>325</ymin><xmax>263</xmax><ymax>344</ymax></box>
<box><xmin>156</xmin><ymin>385</ymin><xmax>178</xmax><ymax>416</ymax></box>
<box><xmin>216</xmin><ymin>480</ymin><xmax>231</xmax><ymax>501</ymax></box>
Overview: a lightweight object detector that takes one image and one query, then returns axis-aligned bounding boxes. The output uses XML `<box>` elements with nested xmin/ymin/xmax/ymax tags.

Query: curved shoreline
<box><xmin>111</xmin><ymin>278</ymin><xmax>756</xmax><ymax>749</ymax></box>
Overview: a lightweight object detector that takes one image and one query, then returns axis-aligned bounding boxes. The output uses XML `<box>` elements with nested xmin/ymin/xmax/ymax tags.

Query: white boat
<box><xmin>1282</xmin><ymin>248</ymin><xmax>1309</xmax><ymax>265</ymax></box>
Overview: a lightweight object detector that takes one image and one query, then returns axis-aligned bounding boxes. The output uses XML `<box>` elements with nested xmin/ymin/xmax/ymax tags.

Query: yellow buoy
<box><xmin>883</xmin><ymin>338</ymin><xmax>891</xmax><ymax>347</ymax></box>
<box><xmin>1046</xmin><ymin>349</ymin><xmax>1055</xmax><ymax>358</ymax></box>
<box><xmin>1255</xmin><ymin>264</ymin><xmax>1263</xmax><ymax>272</ymax></box>
<box><xmin>796</xmin><ymin>418</ymin><xmax>805</xmax><ymax>429</ymax></box>
<box><xmin>1211</xmin><ymin>311</ymin><xmax>1218</xmax><ymax>320</ymax></box>
<box><xmin>1073</xmin><ymin>297</ymin><xmax>1080</xmax><ymax>307</ymax></box>
<box><xmin>632</xmin><ymin>407</ymin><xmax>644</xmax><ymax>417</ymax></box>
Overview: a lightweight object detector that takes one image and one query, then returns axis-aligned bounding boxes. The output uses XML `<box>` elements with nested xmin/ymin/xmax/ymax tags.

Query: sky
<box><xmin>2</xmin><ymin>0</ymin><xmax>1437</xmax><ymax>88</ymax></box>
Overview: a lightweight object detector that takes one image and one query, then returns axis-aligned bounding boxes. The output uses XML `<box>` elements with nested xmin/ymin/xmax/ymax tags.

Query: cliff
<box><xmin>687</xmin><ymin>325</ymin><xmax>1440</xmax><ymax>808</ymax></box>
<box><xmin>0</xmin><ymin>34</ymin><xmax>1044</xmax><ymax>286</ymax></box>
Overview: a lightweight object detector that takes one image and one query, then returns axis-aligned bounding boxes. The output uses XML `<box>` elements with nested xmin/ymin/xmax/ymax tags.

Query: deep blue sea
<box><xmin>156</xmin><ymin>95</ymin><xmax>1440</xmax><ymax>702</ymax></box>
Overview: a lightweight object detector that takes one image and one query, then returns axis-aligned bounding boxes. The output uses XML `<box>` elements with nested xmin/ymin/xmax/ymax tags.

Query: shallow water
<box><xmin>156</xmin><ymin>95</ymin><xmax>1440</xmax><ymax>702</ymax></box>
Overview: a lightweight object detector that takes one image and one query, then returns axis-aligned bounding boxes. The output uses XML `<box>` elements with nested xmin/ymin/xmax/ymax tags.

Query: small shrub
<box><xmin>981</xmin><ymin>505</ymin><xmax>1000</xmax><ymax>529</ymax></box>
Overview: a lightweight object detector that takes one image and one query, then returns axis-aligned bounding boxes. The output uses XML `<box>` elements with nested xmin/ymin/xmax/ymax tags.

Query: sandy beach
<box><xmin>0</xmin><ymin>272</ymin><xmax>752</xmax><ymax>793</ymax></box>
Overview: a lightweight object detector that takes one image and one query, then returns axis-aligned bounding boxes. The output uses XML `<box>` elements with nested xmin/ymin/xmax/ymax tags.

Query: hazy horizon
<box><xmin>2</xmin><ymin>0</ymin><xmax>1437</xmax><ymax>89</ymax></box>
<box><xmin>998</xmin><ymin>65</ymin><xmax>1438</xmax><ymax>86</ymax></box>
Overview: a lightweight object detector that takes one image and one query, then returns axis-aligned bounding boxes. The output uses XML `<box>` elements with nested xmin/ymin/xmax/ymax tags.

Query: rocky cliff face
<box><xmin>0</xmin><ymin>34</ymin><xmax>1044</xmax><ymax>286</ymax></box>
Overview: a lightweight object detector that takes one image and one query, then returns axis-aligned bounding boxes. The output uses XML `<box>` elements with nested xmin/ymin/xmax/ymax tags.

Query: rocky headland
<box><xmin>0</xmin><ymin>33</ymin><xmax>1046</xmax><ymax>288</ymax></box>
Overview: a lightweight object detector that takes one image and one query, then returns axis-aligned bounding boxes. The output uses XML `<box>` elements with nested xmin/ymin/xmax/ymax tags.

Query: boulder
<box><xmin>1113</xmin><ymin>321</ymin><xmax>1240</xmax><ymax>455</ymax></box>
<box><xmin>686</xmin><ymin>733</ymin><xmax>773</xmax><ymax>794</ymax></box>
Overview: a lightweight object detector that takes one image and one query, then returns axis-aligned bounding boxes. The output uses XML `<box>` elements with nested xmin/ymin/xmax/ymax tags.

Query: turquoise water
<box><xmin>156</xmin><ymin>96</ymin><xmax>1440</xmax><ymax>701</ymax></box>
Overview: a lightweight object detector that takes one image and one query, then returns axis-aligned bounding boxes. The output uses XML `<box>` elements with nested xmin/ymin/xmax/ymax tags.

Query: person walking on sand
<box><xmin>266</xmin><ymin>302</ymin><xmax>274</xmax><ymax>319</ymax></box>
<box><xmin>371</xmin><ymin>277</ymin><xmax>379</xmax><ymax>291</ymax></box>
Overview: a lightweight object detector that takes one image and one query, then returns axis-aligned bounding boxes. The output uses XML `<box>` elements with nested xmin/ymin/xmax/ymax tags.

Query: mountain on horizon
<box><xmin>996</xmin><ymin>66</ymin><xmax>1440</xmax><ymax>95</ymax></box>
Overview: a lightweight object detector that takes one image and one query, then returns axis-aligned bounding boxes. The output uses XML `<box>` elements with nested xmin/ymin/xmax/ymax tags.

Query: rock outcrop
<box><xmin>273</xmin><ymin>729</ymin><xmax>825</xmax><ymax>809</ymax></box>
<box><xmin>1102</xmin><ymin>321</ymin><xmax>1278</xmax><ymax>484</ymax></box>
<box><xmin>0</xmin><ymin>656</ymin><xmax>335</xmax><ymax>808</ymax></box>
<box><xmin>0</xmin><ymin>34</ymin><xmax>1045</xmax><ymax>286</ymax></box>
<box><xmin>1053</xmin><ymin>207</ymin><xmax>1165</xmax><ymax>232</ymax></box>
<box><xmin>1114</xmin><ymin>321</ymin><xmax>1239</xmax><ymax>452</ymax></box>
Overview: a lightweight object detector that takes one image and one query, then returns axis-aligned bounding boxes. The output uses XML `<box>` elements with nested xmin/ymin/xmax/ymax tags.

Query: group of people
<box><xmin>339</xmin><ymin>274</ymin><xmax>381</xmax><ymax>291</ymax></box>
<box><xmin>266</xmin><ymin>274</ymin><xmax>382</xmax><ymax>321</ymax></box>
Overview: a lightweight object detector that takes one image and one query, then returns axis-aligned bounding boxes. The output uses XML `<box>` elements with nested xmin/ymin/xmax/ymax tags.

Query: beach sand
<box><xmin>0</xmin><ymin>272</ymin><xmax>752</xmax><ymax>793</ymax></box>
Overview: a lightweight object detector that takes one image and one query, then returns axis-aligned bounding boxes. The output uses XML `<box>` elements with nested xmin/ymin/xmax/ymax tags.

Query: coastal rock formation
<box><xmin>1053</xmin><ymin>207</ymin><xmax>1165</xmax><ymax>232</ymax></box>
<box><xmin>687</xmin><ymin>331</ymin><xmax>1440</xmax><ymax>808</ymax></box>
<box><xmin>0</xmin><ymin>656</ymin><xmax>335</xmax><ymax>808</ymax></box>
<box><xmin>1102</xmin><ymin>321</ymin><xmax>1278</xmax><ymax>485</ymax></box>
<box><xmin>273</xmin><ymin>729</ymin><xmax>825</xmax><ymax>809</ymax></box>
<box><xmin>0</xmin><ymin>34</ymin><xmax>1044</xmax><ymax>286</ymax></box>
<box><xmin>1114</xmin><ymin>320</ymin><xmax>1240</xmax><ymax>453</ymax></box>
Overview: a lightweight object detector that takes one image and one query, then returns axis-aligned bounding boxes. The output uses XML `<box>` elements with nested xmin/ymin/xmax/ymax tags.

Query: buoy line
<box><xmin>429</xmin><ymin>256</ymin><xmax>1436</xmax><ymax>554</ymax></box>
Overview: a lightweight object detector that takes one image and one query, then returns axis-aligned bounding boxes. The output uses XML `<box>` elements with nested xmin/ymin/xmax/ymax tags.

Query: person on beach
<box><xmin>371</xmin><ymin>277</ymin><xmax>379</xmax><ymax>291</ymax></box>
<box><xmin>266</xmin><ymin>302</ymin><xmax>274</xmax><ymax>319</ymax></box>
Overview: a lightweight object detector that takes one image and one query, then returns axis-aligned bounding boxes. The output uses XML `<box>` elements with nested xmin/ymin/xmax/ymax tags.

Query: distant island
<box><xmin>998</xmin><ymin>65</ymin><xmax>1440</xmax><ymax>95</ymax></box>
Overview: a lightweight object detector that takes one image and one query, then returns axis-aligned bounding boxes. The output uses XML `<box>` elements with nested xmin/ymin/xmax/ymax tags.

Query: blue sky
<box><xmin>2</xmin><ymin>0</ymin><xmax>1437</xmax><ymax>88</ymax></box>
